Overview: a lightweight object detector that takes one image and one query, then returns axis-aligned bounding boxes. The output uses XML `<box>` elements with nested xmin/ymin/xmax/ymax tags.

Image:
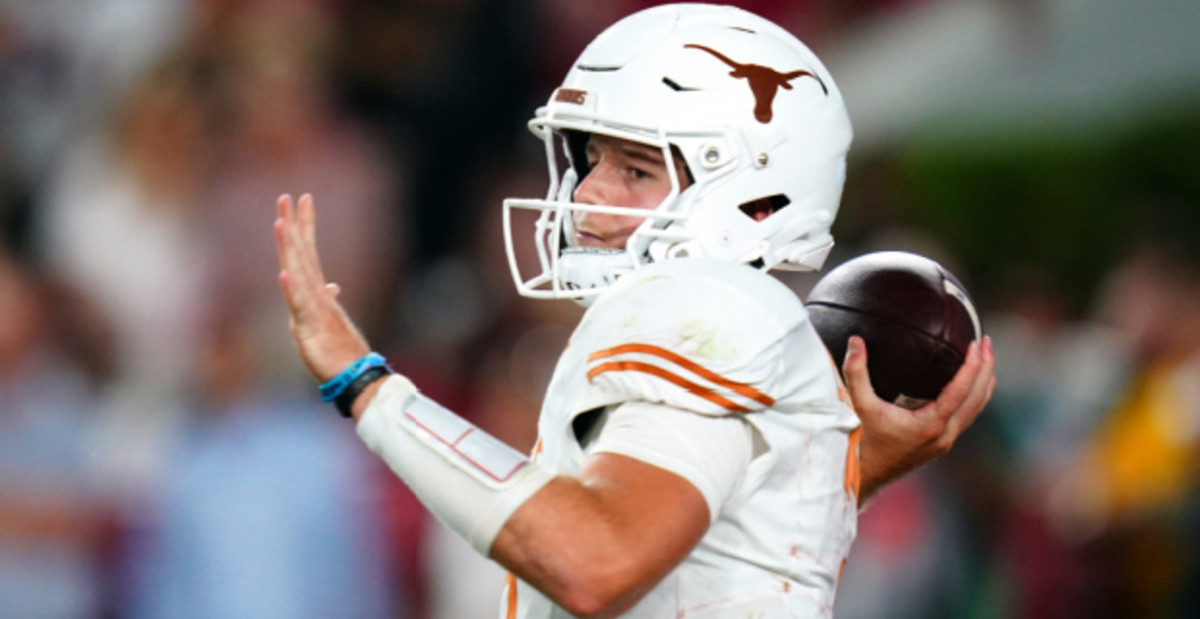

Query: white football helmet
<box><xmin>503</xmin><ymin>3</ymin><xmax>852</xmax><ymax>301</ymax></box>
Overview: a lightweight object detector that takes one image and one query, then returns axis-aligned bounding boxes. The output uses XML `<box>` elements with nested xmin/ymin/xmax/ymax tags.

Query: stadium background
<box><xmin>0</xmin><ymin>0</ymin><xmax>1197</xmax><ymax>617</ymax></box>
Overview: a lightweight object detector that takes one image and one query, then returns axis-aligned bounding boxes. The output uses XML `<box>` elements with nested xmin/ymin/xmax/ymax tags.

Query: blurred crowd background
<box><xmin>0</xmin><ymin>0</ymin><xmax>1197</xmax><ymax>617</ymax></box>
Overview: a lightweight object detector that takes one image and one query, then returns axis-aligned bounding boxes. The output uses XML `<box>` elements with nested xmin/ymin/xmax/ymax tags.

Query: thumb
<box><xmin>842</xmin><ymin>335</ymin><xmax>877</xmax><ymax>412</ymax></box>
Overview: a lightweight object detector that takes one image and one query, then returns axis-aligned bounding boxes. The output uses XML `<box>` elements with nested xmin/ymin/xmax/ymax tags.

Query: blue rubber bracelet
<box><xmin>319</xmin><ymin>353</ymin><xmax>388</xmax><ymax>402</ymax></box>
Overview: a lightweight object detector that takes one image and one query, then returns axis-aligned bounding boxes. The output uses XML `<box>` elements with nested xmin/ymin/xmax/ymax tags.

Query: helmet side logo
<box><xmin>684</xmin><ymin>44</ymin><xmax>827</xmax><ymax>123</ymax></box>
<box><xmin>554</xmin><ymin>88</ymin><xmax>588</xmax><ymax>105</ymax></box>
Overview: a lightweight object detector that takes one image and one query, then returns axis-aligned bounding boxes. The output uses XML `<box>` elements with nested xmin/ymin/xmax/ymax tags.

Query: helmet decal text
<box><xmin>684</xmin><ymin>44</ymin><xmax>827</xmax><ymax>123</ymax></box>
<box><xmin>554</xmin><ymin>88</ymin><xmax>588</xmax><ymax>105</ymax></box>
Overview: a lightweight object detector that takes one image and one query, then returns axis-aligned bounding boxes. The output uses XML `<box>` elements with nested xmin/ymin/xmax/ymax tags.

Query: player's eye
<box><xmin>629</xmin><ymin>166</ymin><xmax>652</xmax><ymax>180</ymax></box>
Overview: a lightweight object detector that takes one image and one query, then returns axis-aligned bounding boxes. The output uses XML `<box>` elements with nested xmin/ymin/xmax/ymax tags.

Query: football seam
<box><xmin>808</xmin><ymin>300</ymin><xmax>966</xmax><ymax>400</ymax></box>
<box><xmin>804</xmin><ymin>300</ymin><xmax>967</xmax><ymax>364</ymax></box>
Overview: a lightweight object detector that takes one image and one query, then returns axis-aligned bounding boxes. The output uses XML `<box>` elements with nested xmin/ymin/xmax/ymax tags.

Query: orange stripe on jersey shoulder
<box><xmin>588</xmin><ymin>360</ymin><xmax>751</xmax><ymax>412</ymax></box>
<box><xmin>588</xmin><ymin>343</ymin><xmax>775</xmax><ymax>407</ymax></box>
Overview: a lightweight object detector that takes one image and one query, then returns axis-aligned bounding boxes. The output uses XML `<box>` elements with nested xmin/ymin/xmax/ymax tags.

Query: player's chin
<box><xmin>572</xmin><ymin>232</ymin><xmax>619</xmax><ymax>249</ymax></box>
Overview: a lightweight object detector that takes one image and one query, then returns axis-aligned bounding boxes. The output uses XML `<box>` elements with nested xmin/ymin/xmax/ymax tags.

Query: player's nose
<box><xmin>573</xmin><ymin>164</ymin><xmax>616</xmax><ymax>206</ymax></box>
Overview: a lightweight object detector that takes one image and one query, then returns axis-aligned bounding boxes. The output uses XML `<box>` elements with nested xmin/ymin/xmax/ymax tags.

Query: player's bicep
<box><xmin>586</xmin><ymin>401</ymin><xmax>756</xmax><ymax>523</ymax></box>
<box><xmin>577</xmin><ymin>451</ymin><xmax>711</xmax><ymax>558</ymax></box>
<box><xmin>491</xmin><ymin>453</ymin><xmax>710</xmax><ymax>615</ymax></box>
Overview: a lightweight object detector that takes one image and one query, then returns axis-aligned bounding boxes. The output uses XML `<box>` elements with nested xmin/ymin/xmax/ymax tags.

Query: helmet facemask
<box><xmin>503</xmin><ymin>112</ymin><xmax>722</xmax><ymax>302</ymax></box>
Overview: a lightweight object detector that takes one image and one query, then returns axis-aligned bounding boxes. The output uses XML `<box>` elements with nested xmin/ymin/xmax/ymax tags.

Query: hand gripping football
<box><xmin>805</xmin><ymin>251</ymin><xmax>981</xmax><ymax>409</ymax></box>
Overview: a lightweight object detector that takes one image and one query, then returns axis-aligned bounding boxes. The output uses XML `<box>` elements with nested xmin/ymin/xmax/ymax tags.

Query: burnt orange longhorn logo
<box><xmin>684</xmin><ymin>44</ymin><xmax>827</xmax><ymax>123</ymax></box>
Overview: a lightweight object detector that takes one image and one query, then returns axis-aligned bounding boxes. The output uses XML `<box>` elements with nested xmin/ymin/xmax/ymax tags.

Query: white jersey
<box><xmin>501</xmin><ymin>259</ymin><xmax>861</xmax><ymax>618</ymax></box>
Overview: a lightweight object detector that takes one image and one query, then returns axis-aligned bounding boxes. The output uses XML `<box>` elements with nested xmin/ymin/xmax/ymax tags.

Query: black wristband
<box><xmin>334</xmin><ymin>365</ymin><xmax>393</xmax><ymax>418</ymax></box>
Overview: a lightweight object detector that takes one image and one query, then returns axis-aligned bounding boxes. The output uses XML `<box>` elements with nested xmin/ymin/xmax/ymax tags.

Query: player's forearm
<box><xmin>856</xmin><ymin>426</ymin><xmax>942</xmax><ymax>507</ymax></box>
<box><xmin>856</xmin><ymin>449</ymin><xmax>905</xmax><ymax>507</ymax></box>
<box><xmin>356</xmin><ymin>375</ymin><xmax>554</xmax><ymax>549</ymax></box>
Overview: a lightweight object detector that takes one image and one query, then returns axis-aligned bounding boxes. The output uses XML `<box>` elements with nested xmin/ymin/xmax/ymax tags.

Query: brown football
<box><xmin>805</xmin><ymin>251</ymin><xmax>981</xmax><ymax>409</ymax></box>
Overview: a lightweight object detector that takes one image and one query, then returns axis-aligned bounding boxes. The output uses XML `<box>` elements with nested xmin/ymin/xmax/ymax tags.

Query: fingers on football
<box><xmin>934</xmin><ymin>336</ymin><xmax>995</xmax><ymax>443</ymax></box>
<box><xmin>958</xmin><ymin>336</ymin><xmax>995</xmax><ymax>422</ymax></box>
<box><xmin>926</xmin><ymin>339</ymin><xmax>981</xmax><ymax>416</ymax></box>
<box><xmin>841</xmin><ymin>336</ymin><xmax>878</xmax><ymax>414</ymax></box>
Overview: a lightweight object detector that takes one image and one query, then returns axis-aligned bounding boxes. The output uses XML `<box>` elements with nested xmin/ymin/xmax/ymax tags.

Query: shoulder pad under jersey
<box><xmin>575</xmin><ymin>259</ymin><xmax>808</xmax><ymax>416</ymax></box>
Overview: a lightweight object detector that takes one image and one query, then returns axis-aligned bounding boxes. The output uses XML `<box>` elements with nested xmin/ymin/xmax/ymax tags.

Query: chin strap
<box><xmin>556</xmin><ymin>246</ymin><xmax>637</xmax><ymax>295</ymax></box>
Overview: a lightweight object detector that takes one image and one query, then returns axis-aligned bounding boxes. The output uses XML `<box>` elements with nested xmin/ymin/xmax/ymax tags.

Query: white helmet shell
<box><xmin>503</xmin><ymin>3</ymin><xmax>852</xmax><ymax>301</ymax></box>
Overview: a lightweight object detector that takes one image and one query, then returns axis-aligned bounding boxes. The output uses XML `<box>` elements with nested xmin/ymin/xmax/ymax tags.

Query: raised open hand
<box><xmin>274</xmin><ymin>193</ymin><xmax>370</xmax><ymax>382</ymax></box>
<box><xmin>843</xmin><ymin>334</ymin><xmax>996</xmax><ymax>503</ymax></box>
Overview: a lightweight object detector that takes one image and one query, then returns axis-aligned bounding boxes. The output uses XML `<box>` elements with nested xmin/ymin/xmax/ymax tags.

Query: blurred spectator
<box><xmin>38</xmin><ymin>57</ymin><xmax>215</xmax><ymax>395</ymax></box>
<box><xmin>985</xmin><ymin>267</ymin><xmax>1127</xmax><ymax>476</ymax></box>
<box><xmin>0</xmin><ymin>0</ymin><xmax>195</xmax><ymax>182</ymax></box>
<box><xmin>125</xmin><ymin>314</ymin><xmax>401</xmax><ymax>619</ymax></box>
<box><xmin>34</xmin><ymin>57</ymin><xmax>219</xmax><ymax>512</ymax></box>
<box><xmin>971</xmin><ymin>264</ymin><xmax>1129</xmax><ymax>619</ymax></box>
<box><xmin>336</xmin><ymin>0</ymin><xmax>537</xmax><ymax>265</ymax></box>
<box><xmin>1050</xmin><ymin>239</ymin><xmax>1200</xmax><ymax>617</ymax></box>
<box><xmin>202</xmin><ymin>0</ymin><xmax>407</xmax><ymax>374</ymax></box>
<box><xmin>0</xmin><ymin>246</ymin><xmax>110</xmax><ymax>617</ymax></box>
<box><xmin>834</xmin><ymin>471</ymin><xmax>965</xmax><ymax>618</ymax></box>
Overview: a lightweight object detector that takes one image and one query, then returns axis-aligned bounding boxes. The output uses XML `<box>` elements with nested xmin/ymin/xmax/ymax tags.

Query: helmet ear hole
<box><xmin>738</xmin><ymin>194</ymin><xmax>790</xmax><ymax>222</ymax></box>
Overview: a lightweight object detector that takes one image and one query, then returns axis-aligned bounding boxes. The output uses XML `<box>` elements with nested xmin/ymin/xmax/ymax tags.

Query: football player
<box><xmin>274</xmin><ymin>4</ymin><xmax>995</xmax><ymax>617</ymax></box>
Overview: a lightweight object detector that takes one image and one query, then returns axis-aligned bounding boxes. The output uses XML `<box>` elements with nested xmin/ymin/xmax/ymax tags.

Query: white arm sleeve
<box><xmin>587</xmin><ymin>401</ymin><xmax>754</xmax><ymax>522</ymax></box>
<box><xmin>356</xmin><ymin>375</ymin><xmax>555</xmax><ymax>555</ymax></box>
